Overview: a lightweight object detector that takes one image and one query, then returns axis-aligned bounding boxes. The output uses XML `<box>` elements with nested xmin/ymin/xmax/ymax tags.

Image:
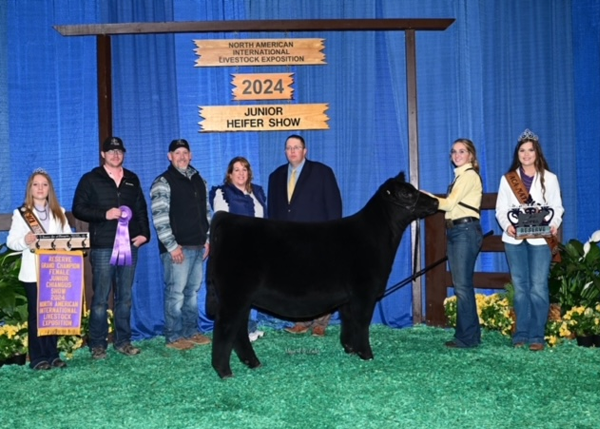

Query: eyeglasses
<box><xmin>450</xmin><ymin>149</ymin><xmax>469</xmax><ymax>155</ymax></box>
<box><xmin>285</xmin><ymin>146</ymin><xmax>304</xmax><ymax>152</ymax></box>
<box><xmin>106</xmin><ymin>149</ymin><xmax>124</xmax><ymax>156</ymax></box>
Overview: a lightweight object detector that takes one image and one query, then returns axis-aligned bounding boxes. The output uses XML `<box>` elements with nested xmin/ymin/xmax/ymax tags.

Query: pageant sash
<box><xmin>36</xmin><ymin>249</ymin><xmax>84</xmax><ymax>336</ymax></box>
<box><xmin>110</xmin><ymin>205</ymin><xmax>133</xmax><ymax>266</ymax></box>
<box><xmin>19</xmin><ymin>206</ymin><xmax>46</xmax><ymax>234</ymax></box>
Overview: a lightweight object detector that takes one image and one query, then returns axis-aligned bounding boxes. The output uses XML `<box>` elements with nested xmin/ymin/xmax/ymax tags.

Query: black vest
<box><xmin>158</xmin><ymin>165</ymin><xmax>209</xmax><ymax>254</ymax></box>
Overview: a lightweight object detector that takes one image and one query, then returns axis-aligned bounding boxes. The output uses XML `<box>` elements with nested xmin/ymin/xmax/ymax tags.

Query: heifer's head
<box><xmin>379</xmin><ymin>172</ymin><xmax>439</xmax><ymax>222</ymax></box>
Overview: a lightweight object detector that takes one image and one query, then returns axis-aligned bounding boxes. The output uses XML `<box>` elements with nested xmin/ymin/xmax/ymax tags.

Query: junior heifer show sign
<box><xmin>195</xmin><ymin>38</ymin><xmax>329</xmax><ymax>132</ymax></box>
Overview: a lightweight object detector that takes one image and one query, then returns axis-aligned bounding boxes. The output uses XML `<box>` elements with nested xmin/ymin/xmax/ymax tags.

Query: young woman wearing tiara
<box><xmin>495</xmin><ymin>129</ymin><xmax>563</xmax><ymax>351</ymax></box>
<box><xmin>7</xmin><ymin>169</ymin><xmax>73</xmax><ymax>370</ymax></box>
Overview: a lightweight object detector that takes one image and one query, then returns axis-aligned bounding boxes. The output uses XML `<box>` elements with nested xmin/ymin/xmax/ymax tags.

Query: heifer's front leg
<box><xmin>354</xmin><ymin>324</ymin><xmax>374</xmax><ymax>360</ymax></box>
<box><xmin>211</xmin><ymin>318</ymin><xmax>235</xmax><ymax>379</ymax></box>
<box><xmin>232</xmin><ymin>321</ymin><xmax>261</xmax><ymax>369</ymax></box>
<box><xmin>347</xmin><ymin>297</ymin><xmax>376</xmax><ymax>360</ymax></box>
<box><xmin>338</xmin><ymin>304</ymin><xmax>357</xmax><ymax>354</ymax></box>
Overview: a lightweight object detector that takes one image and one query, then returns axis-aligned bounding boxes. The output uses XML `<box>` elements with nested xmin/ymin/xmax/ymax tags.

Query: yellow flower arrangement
<box><xmin>479</xmin><ymin>294</ymin><xmax>513</xmax><ymax>336</ymax></box>
<box><xmin>444</xmin><ymin>293</ymin><xmax>515</xmax><ymax>337</ymax></box>
<box><xmin>58</xmin><ymin>309</ymin><xmax>115</xmax><ymax>358</ymax></box>
<box><xmin>443</xmin><ymin>296</ymin><xmax>458</xmax><ymax>327</ymax></box>
<box><xmin>0</xmin><ymin>322</ymin><xmax>28</xmax><ymax>360</ymax></box>
<box><xmin>562</xmin><ymin>305</ymin><xmax>600</xmax><ymax>337</ymax></box>
<box><xmin>443</xmin><ymin>291</ymin><xmax>599</xmax><ymax>347</ymax></box>
<box><xmin>544</xmin><ymin>319</ymin><xmax>567</xmax><ymax>346</ymax></box>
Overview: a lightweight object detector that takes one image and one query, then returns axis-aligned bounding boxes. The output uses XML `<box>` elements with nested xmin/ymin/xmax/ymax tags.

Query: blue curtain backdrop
<box><xmin>1</xmin><ymin>0</ymin><xmax>597</xmax><ymax>340</ymax></box>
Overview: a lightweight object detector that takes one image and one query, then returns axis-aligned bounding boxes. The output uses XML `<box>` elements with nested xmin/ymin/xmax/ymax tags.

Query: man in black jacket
<box><xmin>72</xmin><ymin>136</ymin><xmax>150</xmax><ymax>360</ymax></box>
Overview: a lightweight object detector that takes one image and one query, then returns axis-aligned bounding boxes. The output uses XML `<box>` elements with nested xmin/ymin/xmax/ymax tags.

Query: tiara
<box><xmin>33</xmin><ymin>167</ymin><xmax>48</xmax><ymax>175</ymax></box>
<box><xmin>518</xmin><ymin>128</ymin><xmax>538</xmax><ymax>142</ymax></box>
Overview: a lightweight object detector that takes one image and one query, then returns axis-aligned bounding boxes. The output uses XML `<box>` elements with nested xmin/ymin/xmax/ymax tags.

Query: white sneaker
<box><xmin>249</xmin><ymin>330</ymin><xmax>265</xmax><ymax>342</ymax></box>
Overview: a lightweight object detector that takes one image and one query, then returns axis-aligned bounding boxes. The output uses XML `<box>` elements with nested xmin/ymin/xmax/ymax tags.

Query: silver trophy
<box><xmin>507</xmin><ymin>205</ymin><xmax>554</xmax><ymax>239</ymax></box>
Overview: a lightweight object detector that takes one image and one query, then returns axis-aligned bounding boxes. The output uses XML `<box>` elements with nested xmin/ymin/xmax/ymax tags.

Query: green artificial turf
<box><xmin>1</xmin><ymin>325</ymin><xmax>599</xmax><ymax>429</ymax></box>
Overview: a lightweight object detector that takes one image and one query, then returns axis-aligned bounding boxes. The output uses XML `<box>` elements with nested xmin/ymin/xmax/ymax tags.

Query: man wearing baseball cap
<box><xmin>72</xmin><ymin>136</ymin><xmax>150</xmax><ymax>360</ymax></box>
<box><xmin>150</xmin><ymin>139</ymin><xmax>212</xmax><ymax>350</ymax></box>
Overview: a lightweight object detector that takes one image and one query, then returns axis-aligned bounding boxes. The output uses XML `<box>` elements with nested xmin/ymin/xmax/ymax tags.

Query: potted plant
<box><xmin>562</xmin><ymin>306</ymin><xmax>600</xmax><ymax>346</ymax></box>
<box><xmin>0</xmin><ymin>243</ymin><xmax>27</xmax><ymax>325</ymax></box>
<box><xmin>549</xmin><ymin>230</ymin><xmax>600</xmax><ymax>311</ymax></box>
<box><xmin>0</xmin><ymin>243</ymin><xmax>29</xmax><ymax>366</ymax></box>
<box><xmin>0</xmin><ymin>322</ymin><xmax>28</xmax><ymax>365</ymax></box>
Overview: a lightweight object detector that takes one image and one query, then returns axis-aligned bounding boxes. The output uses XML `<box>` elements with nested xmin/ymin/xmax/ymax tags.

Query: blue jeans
<box><xmin>504</xmin><ymin>241</ymin><xmax>551</xmax><ymax>345</ymax></box>
<box><xmin>161</xmin><ymin>247</ymin><xmax>204</xmax><ymax>343</ymax></box>
<box><xmin>446</xmin><ymin>221</ymin><xmax>483</xmax><ymax>347</ymax></box>
<box><xmin>89</xmin><ymin>247</ymin><xmax>138</xmax><ymax>350</ymax></box>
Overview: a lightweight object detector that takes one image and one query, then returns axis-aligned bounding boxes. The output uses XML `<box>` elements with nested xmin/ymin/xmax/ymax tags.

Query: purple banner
<box><xmin>110</xmin><ymin>205</ymin><xmax>133</xmax><ymax>266</ymax></box>
<box><xmin>36</xmin><ymin>250</ymin><xmax>84</xmax><ymax>336</ymax></box>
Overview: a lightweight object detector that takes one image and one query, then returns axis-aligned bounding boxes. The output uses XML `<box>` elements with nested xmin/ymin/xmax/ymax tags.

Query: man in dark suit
<box><xmin>267</xmin><ymin>134</ymin><xmax>342</xmax><ymax>336</ymax></box>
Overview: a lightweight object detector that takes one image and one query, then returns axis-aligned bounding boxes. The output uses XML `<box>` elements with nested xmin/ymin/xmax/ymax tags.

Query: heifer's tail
<box><xmin>205</xmin><ymin>258</ymin><xmax>219</xmax><ymax>320</ymax></box>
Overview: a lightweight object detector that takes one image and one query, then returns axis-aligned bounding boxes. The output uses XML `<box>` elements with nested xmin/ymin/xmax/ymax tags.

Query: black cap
<box><xmin>102</xmin><ymin>136</ymin><xmax>126</xmax><ymax>153</ymax></box>
<box><xmin>169</xmin><ymin>139</ymin><xmax>190</xmax><ymax>152</ymax></box>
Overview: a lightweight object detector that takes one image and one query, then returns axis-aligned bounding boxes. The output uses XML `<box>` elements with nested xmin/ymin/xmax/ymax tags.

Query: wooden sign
<box><xmin>232</xmin><ymin>73</ymin><xmax>294</xmax><ymax>101</ymax></box>
<box><xmin>199</xmin><ymin>104</ymin><xmax>329</xmax><ymax>132</ymax></box>
<box><xmin>194</xmin><ymin>39</ymin><xmax>325</xmax><ymax>66</ymax></box>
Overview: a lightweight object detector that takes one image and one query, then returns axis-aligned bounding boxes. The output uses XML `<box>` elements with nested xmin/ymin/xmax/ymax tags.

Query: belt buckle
<box><xmin>445</xmin><ymin>220</ymin><xmax>454</xmax><ymax>229</ymax></box>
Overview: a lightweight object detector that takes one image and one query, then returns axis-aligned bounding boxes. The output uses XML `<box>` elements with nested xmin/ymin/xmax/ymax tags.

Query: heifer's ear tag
<box><xmin>386</xmin><ymin>190</ymin><xmax>391</xmax><ymax>195</ymax></box>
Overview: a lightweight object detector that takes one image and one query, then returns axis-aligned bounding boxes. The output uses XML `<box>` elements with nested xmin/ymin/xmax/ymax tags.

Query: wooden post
<box><xmin>53</xmin><ymin>18</ymin><xmax>455</xmax><ymax>325</ymax></box>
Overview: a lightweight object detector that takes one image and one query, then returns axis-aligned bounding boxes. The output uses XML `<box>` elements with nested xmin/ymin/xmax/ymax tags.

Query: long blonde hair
<box><xmin>452</xmin><ymin>138</ymin><xmax>480</xmax><ymax>173</ymax></box>
<box><xmin>23</xmin><ymin>170</ymin><xmax>67</xmax><ymax>227</ymax></box>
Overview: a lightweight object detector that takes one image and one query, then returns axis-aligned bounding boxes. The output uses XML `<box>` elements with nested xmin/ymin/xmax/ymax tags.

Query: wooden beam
<box><xmin>51</xmin><ymin>17</ymin><xmax>455</xmax><ymax>326</ymax></box>
<box><xmin>54</xmin><ymin>19</ymin><xmax>454</xmax><ymax>36</ymax></box>
<box><xmin>97</xmin><ymin>35</ymin><xmax>112</xmax><ymax>163</ymax></box>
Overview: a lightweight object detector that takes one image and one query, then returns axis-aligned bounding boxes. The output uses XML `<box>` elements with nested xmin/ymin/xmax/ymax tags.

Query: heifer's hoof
<box><xmin>217</xmin><ymin>370</ymin><xmax>233</xmax><ymax>379</ymax></box>
<box><xmin>357</xmin><ymin>351</ymin><xmax>374</xmax><ymax>361</ymax></box>
<box><xmin>342</xmin><ymin>344</ymin><xmax>355</xmax><ymax>354</ymax></box>
<box><xmin>242</xmin><ymin>358</ymin><xmax>262</xmax><ymax>369</ymax></box>
<box><xmin>213</xmin><ymin>365</ymin><xmax>233</xmax><ymax>379</ymax></box>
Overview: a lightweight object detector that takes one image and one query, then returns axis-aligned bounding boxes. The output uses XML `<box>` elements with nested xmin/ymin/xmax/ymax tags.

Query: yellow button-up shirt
<box><xmin>436</xmin><ymin>163</ymin><xmax>482</xmax><ymax>220</ymax></box>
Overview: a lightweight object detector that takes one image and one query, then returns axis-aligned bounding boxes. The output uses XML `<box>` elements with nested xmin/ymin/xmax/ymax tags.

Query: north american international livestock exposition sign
<box><xmin>36</xmin><ymin>250</ymin><xmax>84</xmax><ymax>336</ymax></box>
<box><xmin>199</xmin><ymin>104</ymin><xmax>329</xmax><ymax>132</ymax></box>
<box><xmin>194</xmin><ymin>39</ymin><xmax>325</xmax><ymax>66</ymax></box>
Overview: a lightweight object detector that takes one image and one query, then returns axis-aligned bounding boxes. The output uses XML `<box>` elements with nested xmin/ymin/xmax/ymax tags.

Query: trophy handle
<box><xmin>507</xmin><ymin>209</ymin><xmax>519</xmax><ymax>226</ymax></box>
<box><xmin>543</xmin><ymin>207</ymin><xmax>554</xmax><ymax>224</ymax></box>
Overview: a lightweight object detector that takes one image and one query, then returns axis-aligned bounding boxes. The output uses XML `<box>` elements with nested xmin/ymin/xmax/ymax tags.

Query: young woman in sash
<box><xmin>425</xmin><ymin>139</ymin><xmax>483</xmax><ymax>348</ymax></box>
<box><xmin>7</xmin><ymin>169</ymin><xmax>72</xmax><ymax>370</ymax></box>
<box><xmin>495</xmin><ymin>129</ymin><xmax>563</xmax><ymax>351</ymax></box>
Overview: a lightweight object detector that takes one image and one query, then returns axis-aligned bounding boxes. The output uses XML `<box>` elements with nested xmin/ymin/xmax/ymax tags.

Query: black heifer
<box><xmin>207</xmin><ymin>172</ymin><xmax>438</xmax><ymax>378</ymax></box>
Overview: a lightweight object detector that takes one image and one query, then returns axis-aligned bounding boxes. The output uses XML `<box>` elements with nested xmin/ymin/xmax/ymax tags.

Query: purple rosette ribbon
<box><xmin>110</xmin><ymin>206</ymin><xmax>133</xmax><ymax>266</ymax></box>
